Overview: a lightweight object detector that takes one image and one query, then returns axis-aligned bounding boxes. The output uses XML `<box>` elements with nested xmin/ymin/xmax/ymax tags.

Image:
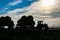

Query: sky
<box><xmin>0</xmin><ymin>0</ymin><xmax>60</xmax><ymax>28</ymax></box>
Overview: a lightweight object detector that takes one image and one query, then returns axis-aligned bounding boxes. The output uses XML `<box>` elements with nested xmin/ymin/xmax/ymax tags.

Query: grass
<box><xmin>0</xmin><ymin>30</ymin><xmax>60</xmax><ymax>40</ymax></box>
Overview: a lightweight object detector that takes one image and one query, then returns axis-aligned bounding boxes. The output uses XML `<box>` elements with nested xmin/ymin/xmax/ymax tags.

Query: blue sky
<box><xmin>0</xmin><ymin>0</ymin><xmax>37</xmax><ymax>15</ymax></box>
<box><xmin>0</xmin><ymin>0</ymin><xmax>60</xmax><ymax>27</ymax></box>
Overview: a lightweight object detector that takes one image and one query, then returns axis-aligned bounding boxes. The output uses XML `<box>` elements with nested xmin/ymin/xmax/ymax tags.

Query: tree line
<box><xmin>0</xmin><ymin>15</ymin><xmax>49</xmax><ymax>31</ymax></box>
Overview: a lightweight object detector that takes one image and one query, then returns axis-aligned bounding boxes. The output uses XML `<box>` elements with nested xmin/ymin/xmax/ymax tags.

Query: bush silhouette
<box><xmin>37</xmin><ymin>21</ymin><xmax>43</xmax><ymax>30</ymax></box>
<box><xmin>26</xmin><ymin>15</ymin><xmax>35</xmax><ymax>29</ymax></box>
<box><xmin>0</xmin><ymin>16</ymin><xmax>14</xmax><ymax>30</ymax></box>
<box><xmin>43</xmin><ymin>23</ymin><xmax>49</xmax><ymax>30</ymax></box>
<box><xmin>17</xmin><ymin>15</ymin><xmax>35</xmax><ymax>30</ymax></box>
<box><xmin>0</xmin><ymin>15</ymin><xmax>49</xmax><ymax>31</ymax></box>
<box><xmin>5</xmin><ymin>16</ymin><xmax>14</xmax><ymax>29</ymax></box>
<box><xmin>0</xmin><ymin>17</ymin><xmax>5</xmax><ymax>29</ymax></box>
<box><xmin>0</xmin><ymin>17</ymin><xmax>5</xmax><ymax>26</ymax></box>
<box><xmin>17</xmin><ymin>16</ymin><xmax>27</xmax><ymax>29</ymax></box>
<box><xmin>37</xmin><ymin>21</ymin><xmax>49</xmax><ymax>30</ymax></box>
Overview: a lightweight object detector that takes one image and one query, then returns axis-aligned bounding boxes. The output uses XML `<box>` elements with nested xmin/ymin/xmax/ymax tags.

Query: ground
<box><xmin>0</xmin><ymin>30</ymin><xmax>60</xmax><ymax>40</ymax></box>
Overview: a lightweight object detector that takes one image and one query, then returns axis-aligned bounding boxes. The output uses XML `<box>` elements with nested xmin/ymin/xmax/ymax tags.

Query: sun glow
<box><xmin>39</xmin><ymin>0</ymin><xmax>56</xmax><ymax>13</ymax></box>
<box><xmin>41</xmin><ymin>0</ymin><xmax>55</xmax><ymax>7</ymax></box>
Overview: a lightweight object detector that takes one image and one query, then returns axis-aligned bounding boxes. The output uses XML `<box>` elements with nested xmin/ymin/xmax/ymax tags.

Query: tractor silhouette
<box><xmin>37</xmin><ymin>21</ymin><xmax>49</xmax><ymax>30</ymax></box>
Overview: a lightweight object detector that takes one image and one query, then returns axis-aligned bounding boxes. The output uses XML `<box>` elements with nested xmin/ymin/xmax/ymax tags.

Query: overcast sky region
<box><xmin>0</xmin><ymin>0</ymin><xmax>60</xmax><ymax>28</ymax></box>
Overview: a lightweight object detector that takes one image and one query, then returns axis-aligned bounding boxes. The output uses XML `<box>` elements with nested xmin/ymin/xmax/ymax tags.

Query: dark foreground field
<box><xmin>0</xmin><ymin>30</ymin><xmax>60</xmax><ymax>40</ymax></box>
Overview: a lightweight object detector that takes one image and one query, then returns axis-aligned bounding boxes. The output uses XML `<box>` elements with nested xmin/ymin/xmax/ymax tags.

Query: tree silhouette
<box><xmin>43</xmin><ymin>23</ymin><xmax>49</xmax><ymax>30</ymax></box>
<box><xmin>17</xmin><ymin>15</ymin><xmax>35</xmax><ymax>30</ymax></box>
<box><xmin>0</xmin><ymin>16</ymin><xmax>14</xmax><ymax>30</ymax></box>
<box><xmin>0</xmin><ymin>15</ymin><xmax>49</xmax><ymax>31</ymax></box>
<box><xmin>5</xmin><ymin>16</ymin><xmax>14</xmax><ymax>30</ymax></box>
<box><xmin>37</xmin><ymin>21</ymin><xmax>49</xmax><ymax>30</ymax></box>
<box><xmin>17</xmin><ymin>16</ymin><xmax>27</xmax><ymax>30</ymax></box>
<box><xmin>37</xmin><ymin>21</ymin><xmax>43</xmax><ymax>31</ymax></box>
<box><xmin>26</xmin><ymin>15</ymin><xmax>35</xmax><ymax>29</ymax></box>
<box><xmin>0</xmin><ymin>16</ymin><xmax>5</xmax><ymax>29</ymax></box>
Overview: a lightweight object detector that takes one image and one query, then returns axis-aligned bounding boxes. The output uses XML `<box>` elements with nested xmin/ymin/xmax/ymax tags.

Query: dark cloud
<box><xmin>51</xmin><ymin>11</ymin><xmax>60</xmax><ymax>18</ymax></box>
<box><xmin>38</xmin><ymin>10</ymin><xmax>60</xmax><ymax>18</ymax></box>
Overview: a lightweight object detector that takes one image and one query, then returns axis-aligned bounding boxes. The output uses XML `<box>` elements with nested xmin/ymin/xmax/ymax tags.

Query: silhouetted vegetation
<box><xmin>0</xmin><ymin>15</ymin><xmax>49</xmax><ymax>31</ymax></box>
<box><xmin>0</xmin><ymin>16</ymin><xmax>14</xmax><ymax>30</ymax></box>
<box><xmin>0</xmin><ymin>15</ymin><xmax>60</xmax><ymax>40</ymax></box>
<box><xmin>17</xmin><ymin>16</ymin><xmax>27</xmax><ymax>30</ymax></box>
<box><xmin>37</xmin><ymin>21</ymin><xmax>49</xmax><ymax>31</ymax></box>
<box><xmin>17</xmin><ymin>15</ymin><xmax>35</xmax><ymax>30</ymax></box>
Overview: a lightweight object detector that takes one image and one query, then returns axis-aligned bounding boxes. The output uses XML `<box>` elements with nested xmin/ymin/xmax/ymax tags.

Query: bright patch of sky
<box><xmin>0</xmin><ymin>0</ymin><xmax>60</xmax><ymax>27</ymax></box>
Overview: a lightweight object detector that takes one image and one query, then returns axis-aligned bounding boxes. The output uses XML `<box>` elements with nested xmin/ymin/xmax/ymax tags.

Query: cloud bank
<box><xmin>7</xmin><ymin>0</ymin><xmax>22</xmax><ymax>6</ymax></box>
<box><xmin>0</xmin><ymin>0</ymin><xmax>60</xmax><ymax>27</ymax></box>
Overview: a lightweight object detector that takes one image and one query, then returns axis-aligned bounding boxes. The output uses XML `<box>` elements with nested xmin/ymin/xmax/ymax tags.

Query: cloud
<box><xmin>28</xmin><ymin>0</ymin><xmax>32</xmax><ymax>1</ymax></box>
<box><xmin>0</xmin><ymin>0</ymin><xmax>60</xmax><ymax>27</ymax></box>
<box><xmin>22</xmin><ymin>0</ymin><xmax>60</xmax><ymax>27</ymax></box>
<box><xmin>0</xmin><ymin>8</ymin><xmax>25</xmax><ymax>23</ymax></box>
<box><xmin>7</xmin><ymin>0</ymin><xmax>22</xmax><ymax>6</ymax></box>
<box><xmin>50</xmin><ymin>11</ymin><xmax>60</xmax><ymax>18</ymax></box>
